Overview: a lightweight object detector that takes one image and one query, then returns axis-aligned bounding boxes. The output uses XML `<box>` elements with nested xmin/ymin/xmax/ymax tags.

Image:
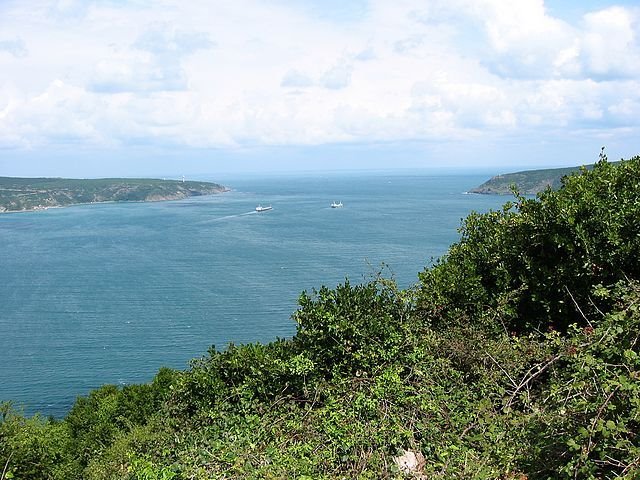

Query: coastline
<box><xmin>0</xmin><ymin>188</ymin><xmax>230</xmax><ymax>214</ymax></box>
<box><xmin>0</xmin><ymin>177</ymin><xmax>230</xmax><ymax>214</ymax></box>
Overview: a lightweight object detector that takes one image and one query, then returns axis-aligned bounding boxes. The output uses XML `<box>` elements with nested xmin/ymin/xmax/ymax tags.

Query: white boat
<box><xmin>255</xmin><ymin>205</ymin><xmax>272</xmax><ymax>212</ymax></box>
<box><xmin>330</xmin><ymin>201</ymin><xmax>343</xmax><ymax>208</ymax></box>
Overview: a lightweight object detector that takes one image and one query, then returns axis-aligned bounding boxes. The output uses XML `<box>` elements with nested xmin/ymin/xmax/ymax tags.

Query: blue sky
<box><xmin>0</xmin><ymin>0</ymin><xmax>638</xmax><ymax>177</ymax></box>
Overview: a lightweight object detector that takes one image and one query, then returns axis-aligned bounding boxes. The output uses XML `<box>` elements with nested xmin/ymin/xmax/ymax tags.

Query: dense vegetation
<box><xmin>0</xmin><ymin>177</ymin><xmax>228</xmax><ymax>212</ymax></box>
<box><xmin>2</xmin><ymin>154</ymin><xmax>639</xmax><ymax>479</ymax></box>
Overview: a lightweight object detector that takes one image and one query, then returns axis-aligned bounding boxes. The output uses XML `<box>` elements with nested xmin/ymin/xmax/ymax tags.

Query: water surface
<box><xmin>0</xmin><ymin>172</ymin><xmax>507</xmax><ymax>417</ymax></box>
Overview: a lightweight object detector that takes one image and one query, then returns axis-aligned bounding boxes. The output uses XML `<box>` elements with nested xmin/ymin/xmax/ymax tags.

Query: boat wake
<box><xmin>199</xmin><ymin>211</ymin><xmax>257</xmax><ymax>223</ymax></box>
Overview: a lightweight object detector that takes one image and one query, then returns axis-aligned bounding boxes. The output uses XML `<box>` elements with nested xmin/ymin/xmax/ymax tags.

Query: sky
<box><xmin>0</xmin><ymin>0</ymin><xmax>639</xmax><ymax>177</ymax></box>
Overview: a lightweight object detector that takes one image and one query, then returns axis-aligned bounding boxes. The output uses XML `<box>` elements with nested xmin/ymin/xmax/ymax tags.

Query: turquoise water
<box><xmin>0</xmin><ymin>172</ymin><xmax>507</xmax><ymax>417</ymax></box>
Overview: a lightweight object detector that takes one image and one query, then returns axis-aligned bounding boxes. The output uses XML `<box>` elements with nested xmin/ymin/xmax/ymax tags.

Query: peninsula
<box><xmin>0</xmin><ymin>177</ymin><xmax>229</xmax><ymax>213</ymax></box>
<box><xmin>469</xmin><ymin>164</ymin><xmax>589</xmax><ymax>195</ymax></box>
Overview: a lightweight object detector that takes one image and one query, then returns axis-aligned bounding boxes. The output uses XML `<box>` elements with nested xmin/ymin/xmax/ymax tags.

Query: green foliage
<box><xmin>419</xmin><ymin>154</ymin><xmax>640</xmax><ymax>334</ymax></box>
<box><xmin>0</xmin><ymin>404</ymin><xmax>80</xmax><ymax>479</ymax></box>
<box><xmin>529</xmin><ymin>281</ymin><xmax>640</xmax><ymax>478</ymax></box>
<box><xmin>65</xmin><ymin>368</ymin><xmax>177</xmax><ymax>469</ymax></box>
<box><xmin>293</xmin><ymin>280</ymin><xmax>414</xmax><ymax>377</ymax></box>
<box><xmin>127</xmin><ymin>455</ymin><xmax>177</xmax><ymax>480</ymax></box>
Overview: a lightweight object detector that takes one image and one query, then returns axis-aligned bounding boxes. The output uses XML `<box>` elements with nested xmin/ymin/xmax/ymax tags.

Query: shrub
<box><xmin>293</xmin><ymin>280</ymin><xmax>414</xmax><ymax>378</ymax></box>
<box><xmin>418</xmin><ymin>154</ymin><xmax>640</xmax><ymax>334</ymax></box>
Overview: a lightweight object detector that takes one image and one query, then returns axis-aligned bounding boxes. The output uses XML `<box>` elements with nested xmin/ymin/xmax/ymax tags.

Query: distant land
<box><xmin>469</xmin><ymin>164</ymin><xmax>593</xmax><ymax>195</ymax></box>
<box><xmin>0</xmin><ymin>177</ymin><xmax>229</xmax><ymax>213</ymax></box>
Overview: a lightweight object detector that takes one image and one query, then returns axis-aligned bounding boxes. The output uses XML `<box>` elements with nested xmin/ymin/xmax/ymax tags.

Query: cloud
<box><xmin>89</xmin><ymin>26</ymin><xmax>215</xmax><ymax>93</ymax></box>
<box><xmin>0</xmin><ymin>38</ymin><xmax>28</xmax><ymax>58</ymax></box>
<box><xmin>411</xmin><ymin>78</ymin><xmax>514</xmax><ymax>131</ymax></box>
<box><xmin>47</xmin><ymin>0</ymin><xmax>152</xmax><ymax>21</ymax></box>
<box><xmin>0</xmin><ymin>0</ymin><xmax>638</xmax><ymax>156</ymax></box>
<box><xmin>581</xmin><ymin>6</ymin><xmax>640</xmax><ymax>79</ymax></box>
<box><xmin>445</xmin><ymin>1</ymin><xmax>640</xmax><ymax>81</ymax></box>
<box><xmin>394</xmin><ymin>35</ymin><xmax>426</xmax><ymax>54</ymax></box>
<box><xmin>89</xmin><ymin>51</ymin><xmax>188</xmax><ymax>93</ymax></box>
<box><xmin>134</xmin><ymin>27</ymin><xmax>215</xmax><ymax>56</ymax></box>
<box><xmin>280</xmin><ymin>69</ymin><xmax>314</xmax><ymax>88</ymax></box>
<box><xmin>47</xmin><ymin>0</ymin><xmax>91</xmax><ymax>19</ymax></box>
<box><xmin>354</xmin><ymin>45</ymin><xmax>376</xmax><ymax>61</ymax></box>
<box><xmin>451</xmin><ymin>0</ymin><xmax>579</xmax><ymax>78</ymax></box>
<box><xmin>0</xmin><ymin>79</ymin><xmax>103</xmax><ymax>147</ymax></box>
<box><xmin>321</xmin><ymin>60</ymin><xmax>353</xmax><ymax>90</ymax></box>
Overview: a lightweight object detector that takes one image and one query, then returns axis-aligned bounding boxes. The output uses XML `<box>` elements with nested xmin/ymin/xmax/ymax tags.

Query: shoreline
<box><xmin>0</xmin><ymin>188</ymin><xmax>230</xmax><ymax>214</ymax></box>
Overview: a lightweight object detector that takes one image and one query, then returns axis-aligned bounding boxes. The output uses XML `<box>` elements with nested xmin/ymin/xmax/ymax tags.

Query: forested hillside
<box><xmin>1</xmin><ymin>154</ymin><xmax>639</xmax><ymax>479</ymax></box>
<box><xmin>469</xmin><ymin>164</ymin><xmax>584</xmax><ymax>195</ymax></box>
<box><xmin>0</xmin><ymin>177</ymin><xmax>228</xmax><ymax>213</ymax></box>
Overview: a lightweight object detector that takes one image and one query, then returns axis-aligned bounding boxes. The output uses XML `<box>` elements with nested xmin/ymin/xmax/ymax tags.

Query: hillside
<box><xmin>1</xmin><ymin>156</ymin><xmax>639</xmax><ymax>479</ymax></box>
<box><xmin>0</xmin><ymin>177</ymin><xmax>228</xmax><ymax>213</ymax></box>
<box><xmin>469</xmin><ymin>164</ymin><xmax>589</xmax><ymax>195</ymax></box>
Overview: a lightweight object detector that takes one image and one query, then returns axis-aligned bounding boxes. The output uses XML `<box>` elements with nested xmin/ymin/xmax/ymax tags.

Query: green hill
<box><xmin>1</xmin><ymin>156</ymin><xmax>639</xmax><ymax>479</ymax></box>
<box><xmin>470</xmin><ymin>164</ymin><xmax>592</xmax><ymax>195</ymax></box>
<box><xmin>0</xmin><ymin>177</ymin><xmax>228</xmax><ymax>213</ymax></box>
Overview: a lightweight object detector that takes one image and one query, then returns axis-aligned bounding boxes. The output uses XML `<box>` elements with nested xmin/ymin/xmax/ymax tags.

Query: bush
<box><xmin>418</xmin><ymin>154</ymin><xmax>640</xmax><ymax>334</ymax></box>
<box><xmin>0</xmin><ymin>404</ymin><xmax>79</xmax><ymax>479</ymax></box>
<box><xmin>293</xmin><ymin>280</ymin><xmax>414</xmax><ymax>378</ymax></box>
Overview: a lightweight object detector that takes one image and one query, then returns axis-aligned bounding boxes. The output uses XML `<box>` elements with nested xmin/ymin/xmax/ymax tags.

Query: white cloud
<box><xmin>321</xmin><ymin>59</ymin><xmax>354</xmax><ymax>90</ymax></box>
<box><xmin>582</xmin><ymin>6</ymin><xmax>640</xmax><ymax>78</ymax></box>
<box><xmin>0</xmin><ymin>38</ymin><xmax>28</xmax><ymax>58</ymax></box>
<box><xmin>88</xmin><ymin>25</ymin><xmax>215</xmax><ymax>93</ymax></box>
<box><xmin>354</xmin><ymin>45</ymin><xmax>376</xmax><ymax>61</ymax></box>
<box><xmin>0</xmin><ymin>0</ymin><xmax>638</xmax><ymax>155</ymax></box>
<box><xmin>0</xmin><ymin>79</ymin><xmax>103</xmax><ymax>147</ymax></box>
<box><xmin>89</xmin><ymin>51</ymin><xmax>188</xmax><ymax>93</ymax></box>
<box><xmin>280</xmin><ymin>69</ymin><xmax>314</xmax><ymax>88</ymax></box>
<box><xmin>449</xmin><ymin>0</ymin><xmax>579</xmax><ymax>78</ymax></box>
<box><xmin>134</xmin><ymin>27</ymin><xmax>215</xmax><ymax>56</ymax></box>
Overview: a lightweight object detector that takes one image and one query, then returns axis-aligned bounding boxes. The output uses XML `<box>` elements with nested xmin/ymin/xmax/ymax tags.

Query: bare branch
<box><xmin>486</xmin><ymin>352</ymin><xmax>517</xmax><ymax>388</ymax></box>
<box><xmin>505</xmin><ymin>354</ymin><xmax>562</xmax><ymax>410</ymax></box>
<box><xmin>1</xmin><ymin>452</ymin><xmax>13</xmax><ymax>480</ymax></box>
<box><xmin>565</xmin><ymin>286</ymin><xmax>593</xmax><ymax>328</ymax></box>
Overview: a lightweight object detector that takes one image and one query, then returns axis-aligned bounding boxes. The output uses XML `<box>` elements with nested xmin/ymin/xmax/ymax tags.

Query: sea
<box><xmin>0</xmin><ymin>171</ymin><xmax>508</xmax><ymax>418</ymax></box>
